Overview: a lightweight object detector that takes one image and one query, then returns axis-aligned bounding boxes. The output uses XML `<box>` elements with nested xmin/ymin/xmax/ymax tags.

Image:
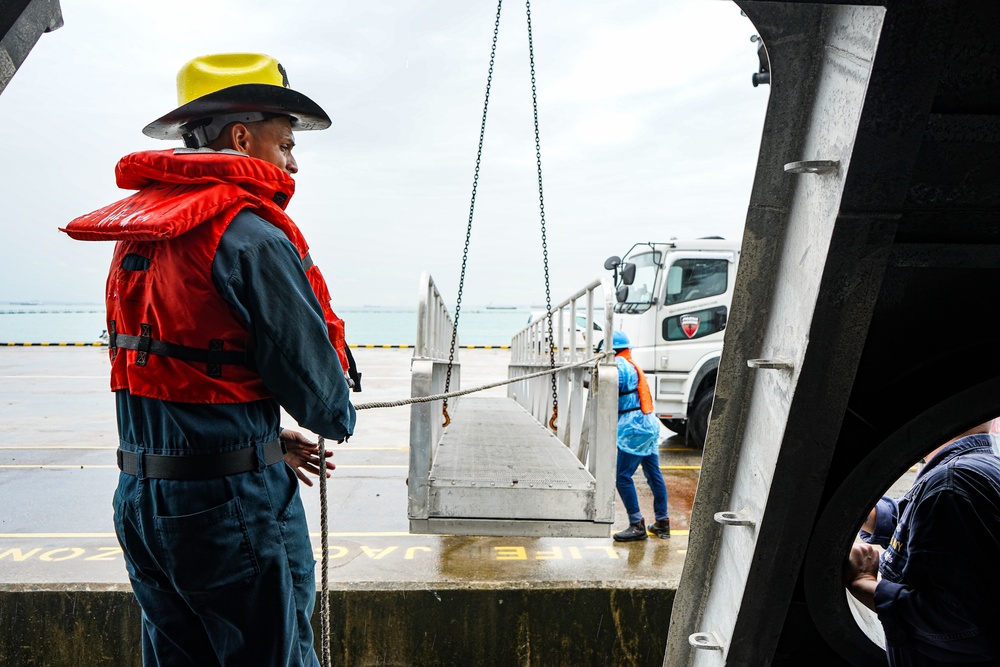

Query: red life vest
<box><xmin>61</xmin><ymin>149</ymin><xmax>351</xmax><ymax>404</ymax></box>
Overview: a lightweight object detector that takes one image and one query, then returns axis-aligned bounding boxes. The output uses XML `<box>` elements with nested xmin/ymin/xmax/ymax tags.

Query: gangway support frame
<box><xmin>408</xmin><ymin>274</ymin><xmax>617</xmax><ymax>537</ymax></box>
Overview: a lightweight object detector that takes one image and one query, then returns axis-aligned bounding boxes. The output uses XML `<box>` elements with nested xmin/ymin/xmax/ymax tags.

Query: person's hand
<box><xmin>844</xmin><ymin>542</ymin><xmax>880</xmax><ymax>586</ymax></box>
<box><xmin>280</xmin><ymin>429</ymin><xmax>335</xmax><ymax>487</ymax></box>
<box><xmin>843</xmin><ymin>543</ymin><xmax>880</xmax><ymax>611</ymax></box>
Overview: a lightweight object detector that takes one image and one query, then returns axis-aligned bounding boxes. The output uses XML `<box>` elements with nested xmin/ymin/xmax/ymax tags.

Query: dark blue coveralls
<box><xmin>113</xmin><ymin>210</ymin><xmax>356</xmax><ymax>666</ymax></box>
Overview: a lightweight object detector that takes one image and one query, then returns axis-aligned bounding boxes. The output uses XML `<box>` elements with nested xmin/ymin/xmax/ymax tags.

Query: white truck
<box><xmin>604</xmin><ymin>238</ymin><xmax>740</xmax><ymax>448</ymax></box>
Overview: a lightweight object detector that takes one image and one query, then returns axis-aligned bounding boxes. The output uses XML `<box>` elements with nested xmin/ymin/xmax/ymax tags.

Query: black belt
<box><xmin>117</xmin><ymin>440</ymin><xmax>285</xmax><ymax>479</ymax></box>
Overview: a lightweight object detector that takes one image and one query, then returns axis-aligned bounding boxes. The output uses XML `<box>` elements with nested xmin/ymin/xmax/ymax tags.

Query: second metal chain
<box><xmin>525</xmin><ymin>0</ymin><xmax>559</xmax><ymax>431</ymax></box>
<box><xmin>444</xmin><ymin>0</ymin><xmax>558</xmax><ymax>431</ymax></box>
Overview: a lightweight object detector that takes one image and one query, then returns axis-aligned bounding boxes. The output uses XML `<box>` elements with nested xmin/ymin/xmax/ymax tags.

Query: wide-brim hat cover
<box><xmin>143</xmin><ymin>53</ymin><xmax>331</xmax><ymax>140</ymax></box>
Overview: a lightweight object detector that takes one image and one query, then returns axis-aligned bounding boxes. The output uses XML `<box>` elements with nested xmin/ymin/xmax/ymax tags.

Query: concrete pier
<box><xmin>0</xmin><ymin>347</ymin><xmax>697</xmax><ymax>666</ymax></box>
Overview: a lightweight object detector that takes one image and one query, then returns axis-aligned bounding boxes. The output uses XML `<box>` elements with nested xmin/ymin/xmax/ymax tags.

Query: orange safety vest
<box><xmin>61</xmin><ymin>149</ymin><xmax>351</xmax><ymax>403</ymax></box>
<box><xmin>616</xmin><ymin>348</ymin><xmax>654</xmax><ymax>414</ymax></box>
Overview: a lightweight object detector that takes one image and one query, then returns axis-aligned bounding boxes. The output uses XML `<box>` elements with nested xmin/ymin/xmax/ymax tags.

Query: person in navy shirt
<box><xmin>844</xmin><ymin>420</ymin><xmax>1000</xmax><ymax>666</ymax></box>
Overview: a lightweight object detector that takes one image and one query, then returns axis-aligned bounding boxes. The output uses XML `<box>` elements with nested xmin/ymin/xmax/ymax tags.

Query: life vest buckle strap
<box><xmin>108</xmin><ymin>320</ymin><xmax>118</xmax><ymax>361</ymax></box>
<box><xmin>136</xmin><ymin>323</ymin><xmax>152</xmax><ymax>367</ymax></box>
<box><xmin>111</xmin><ymin>331</ymin><xmax>249</xmax><ymax>372</ymax></box>
<box><xmin>207</xmin><ymin>339</ymin><xmax>223</xmax><ymax>378</ymax></box>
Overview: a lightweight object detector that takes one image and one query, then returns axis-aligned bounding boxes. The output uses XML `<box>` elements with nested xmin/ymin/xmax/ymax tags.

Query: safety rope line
<box><xmin>317</xmin><ymin>435</ymin><xmax>331</xmax><ymax>667</ymax></box>
<box><xmin>524</xmin><ymin>0</ymin><xmax>558</xmax><ymax>431</ymax></box>
<box><xmin>442</xmin><ymin>0</ymin><xmax>504</xmax><ymax>429</ymax></box>
<box><xmin>352</xmin><ymin>352</ymin><xmax>611</xmax><ymax>410</ymax></box>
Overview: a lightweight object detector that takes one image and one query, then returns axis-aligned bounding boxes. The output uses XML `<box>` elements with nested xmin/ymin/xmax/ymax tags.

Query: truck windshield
<box><xmin>616</xmin><ymin>250</ymin><xmax>661</xmax><ymax>313</ymax></box>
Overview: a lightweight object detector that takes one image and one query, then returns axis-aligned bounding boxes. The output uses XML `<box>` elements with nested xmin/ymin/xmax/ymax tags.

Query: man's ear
<box><xmin>229</xmin><ymin>123</ymin><xmax>253</xmax><ymax>155</ymax></box>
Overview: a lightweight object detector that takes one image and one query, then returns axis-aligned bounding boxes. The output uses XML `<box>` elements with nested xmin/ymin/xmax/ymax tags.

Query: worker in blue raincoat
<box><xmin>608</xmin><ymin>330</ymin><xmax>671</xmax><ymax>541</ymax></box>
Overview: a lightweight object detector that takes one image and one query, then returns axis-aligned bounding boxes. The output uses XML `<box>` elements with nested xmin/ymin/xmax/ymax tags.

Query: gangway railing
<box><xmin>408</xmin><ymin>273</ymin><xmax>618</xmax><ymax>537</ymax></box>
<box><xmin>508</xmin><ymin>278</ymin><xmax>616</xmax><ymax>490</ymax></box>
<box><xmin>408</xmin><ymin>272</ymin><xmax>458</xmax><ymax>527</ymax></box>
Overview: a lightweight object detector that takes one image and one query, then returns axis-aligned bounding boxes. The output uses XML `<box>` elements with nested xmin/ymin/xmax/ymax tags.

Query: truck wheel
<box><xmin>660</xmin><ymin>419</ymin><xmax>687</xmax><ymax>437</ymax></box>
<box><xmin>687</xmin><ymin>389</ymin><xmax>714</xmax><ymax>449</ymax></box>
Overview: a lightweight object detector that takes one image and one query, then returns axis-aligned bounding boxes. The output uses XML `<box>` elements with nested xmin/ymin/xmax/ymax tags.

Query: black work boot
<box><xmin>648</xmin><ymin>518</ymin><xmax>671</xmax><ymax>539</ymax></box>
<box><xmin>613</xmin><ymin>519</ymin><xmax>648</xmax><ymax>542</ymax></box>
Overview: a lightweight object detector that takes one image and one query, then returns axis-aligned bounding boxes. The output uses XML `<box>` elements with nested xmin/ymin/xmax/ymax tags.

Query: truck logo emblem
<box><xmin>680</xmin><ymin>315</ymin><xmax>700</xmax><ymax>338</ymax></box>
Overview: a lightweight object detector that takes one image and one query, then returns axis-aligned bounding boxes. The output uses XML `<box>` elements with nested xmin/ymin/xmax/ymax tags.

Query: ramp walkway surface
<box><xmin>431</xmin><ymin>397</ymin><xmax>595</xmax><ymax>497</ymax></box>
<box><xmin>423</xmin><ymin>397</ymin><xmax>606</xmax><ymax>535</ymax></box>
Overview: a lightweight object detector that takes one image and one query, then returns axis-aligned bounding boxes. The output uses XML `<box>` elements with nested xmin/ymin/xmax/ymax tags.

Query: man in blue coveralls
<box><xmin>62</xmin><ymin>54</ymin><xmax>356</xmax><ymax>666</ymax></box>
<box><xmin>844</xmin><ymin>420</ymin><xmax>1000</xmax><ymax>666</ymax></box>
<box><xmin>607</xmin><ymin>330</ymin><xmax>671</xmax><ymax>542</ymax></box>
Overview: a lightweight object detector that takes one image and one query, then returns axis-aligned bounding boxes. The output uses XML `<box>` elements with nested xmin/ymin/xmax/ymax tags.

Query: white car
<box><xmin>527</xmin><ymin>311</ymin><xmax>603</xmax><ymax>350</ymax></box>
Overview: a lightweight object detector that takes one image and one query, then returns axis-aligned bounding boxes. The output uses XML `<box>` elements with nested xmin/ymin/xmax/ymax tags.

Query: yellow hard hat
<box><xmin>143</xmin><ymin>53</ymin><xmax>331</xmax><ymax>147</ymax></box>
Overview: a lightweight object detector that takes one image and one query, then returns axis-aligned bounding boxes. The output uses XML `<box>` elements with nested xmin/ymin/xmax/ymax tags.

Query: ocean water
<box><xmin>0</xmin><ymin>304</ymin><xmax>537</xmax><ymax>347</ymax></box>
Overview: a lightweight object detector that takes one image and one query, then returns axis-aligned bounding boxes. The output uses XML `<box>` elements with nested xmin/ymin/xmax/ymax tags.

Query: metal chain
<box><xmin>525</xmin><ymin>0</ymin><xmax>559</xmax><ymax>431</ymax></box>
<box><xmin>443</xmin><ymin>0</ymin><xmax>504</xmax><ymax>428</ymax></box>
<box><xmin>315</xmin><ymin>5</ymin><xmax>557</xmax><ymax>654</ymax></box>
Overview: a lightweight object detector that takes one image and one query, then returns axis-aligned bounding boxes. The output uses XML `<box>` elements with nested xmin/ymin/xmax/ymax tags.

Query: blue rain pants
<box><xmin>616</xmin><ymin>449</ymin><xmax>669</xmax><ymax>526</ymax></box>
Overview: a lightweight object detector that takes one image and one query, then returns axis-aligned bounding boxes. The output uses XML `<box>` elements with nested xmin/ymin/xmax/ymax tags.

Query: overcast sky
<box><xmin>0</xmin><ymin>0</ymin><xmax>769</xmax><ymax>308</ymax></box>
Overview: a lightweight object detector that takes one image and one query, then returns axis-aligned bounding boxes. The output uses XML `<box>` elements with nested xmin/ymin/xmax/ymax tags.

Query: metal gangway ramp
<box><xmin>408</xmin><ymin>273</ymin><xmax>618</xmax><ymax>537</ymax></box>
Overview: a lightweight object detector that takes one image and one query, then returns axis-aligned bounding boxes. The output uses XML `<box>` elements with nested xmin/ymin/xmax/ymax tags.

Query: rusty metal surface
<box><xmin>0</xmin><ymin>0</ymin><xmax>61</xmax><ymax>96</ymax></box>
<box><xmin>669</xmin><ymin>1</ymin><xmax>1000</xmax><ymax>665</ymax></box>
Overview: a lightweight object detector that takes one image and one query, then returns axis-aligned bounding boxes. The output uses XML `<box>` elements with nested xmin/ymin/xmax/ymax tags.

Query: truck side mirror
<box><xmin>616</xmin><ymin>285</ymin><xmax>629</xmax><ymax>303</ymax></box>
<box><xmin>621</xmin><ymin>263</ymin><xmax>636</xmax><ymax>286</ymax></box>
<box><xmin>605</xmin><ymin>256</ymin><xmax>622</xmax><ymax>285</ymax></box>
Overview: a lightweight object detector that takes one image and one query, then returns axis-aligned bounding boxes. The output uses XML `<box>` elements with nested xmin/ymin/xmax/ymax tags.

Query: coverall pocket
<box><xmin>155</xmin><ymin>497</ymin><xmax>260</xmax><ymax>595</ymax></box>
<box><xmin>112</xmin><ymin>483</ymin><xmax>147</xmax><ymax>586</ymax></box>
<box><xmin>273</xmin><ymin>465</ymin><xmax>316</xmax><ymax>584</ymax></box>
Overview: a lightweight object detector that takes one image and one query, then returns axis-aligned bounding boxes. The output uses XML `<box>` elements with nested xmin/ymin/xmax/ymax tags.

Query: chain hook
<box><xmin>525</xmin><ymin>0</ymin><xmax>560</xmax><ymax>425</ymax></box>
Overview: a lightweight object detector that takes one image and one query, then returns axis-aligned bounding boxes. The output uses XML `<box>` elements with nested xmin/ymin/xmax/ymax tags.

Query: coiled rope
<box><xmin>317</xmin><ymin>434</ymin><xmax>331</xmax><ymax>667</ymax></box>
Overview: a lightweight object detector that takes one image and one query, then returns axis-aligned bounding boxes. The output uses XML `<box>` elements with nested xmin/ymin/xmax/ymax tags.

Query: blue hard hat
<box><xmin>612</xmin><ymin>330</ymin><xmax>630</xmax><ymax>350</ymax></box>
